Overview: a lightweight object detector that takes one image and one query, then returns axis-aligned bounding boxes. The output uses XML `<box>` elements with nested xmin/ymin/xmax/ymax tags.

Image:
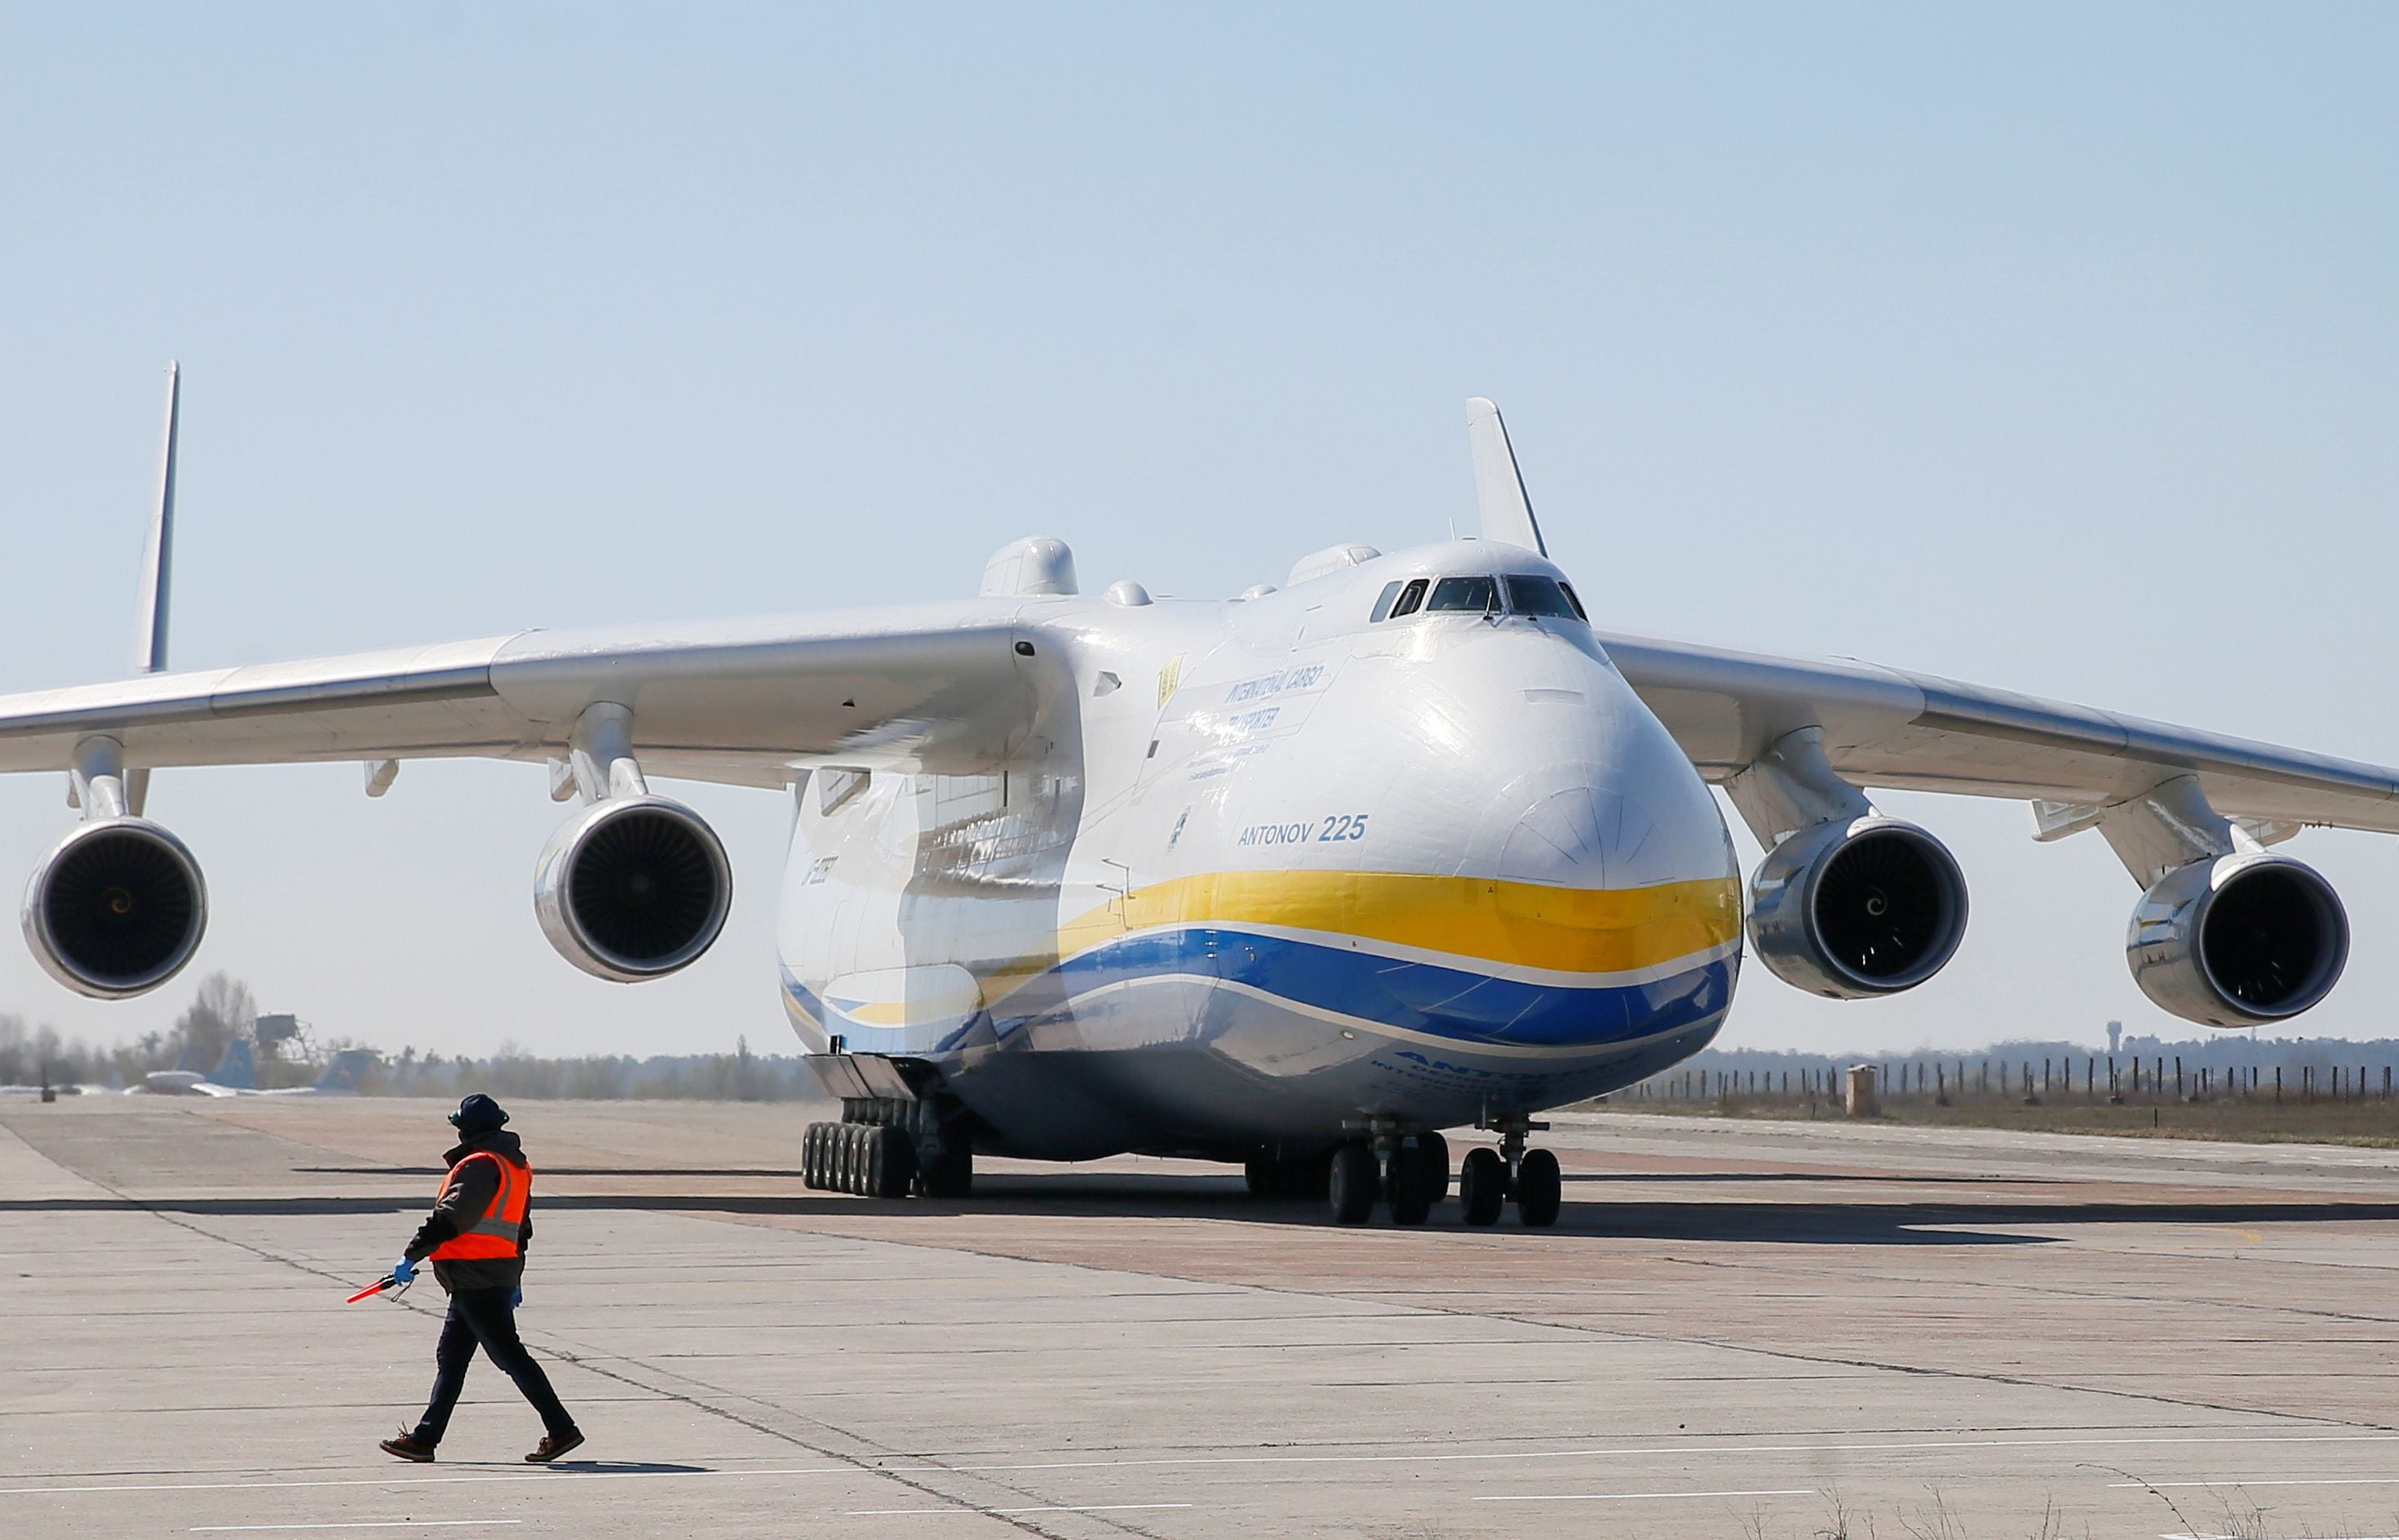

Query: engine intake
<box><xmin>2128</xmin><ymin>852</ymin><xmax>2348</xmax><ymax>1026</ymax></box>
<box><xmin>1748</xmin><ymin>816</ymin><xmax>1969</xmax><ymax>998</ymax></box>
<box><xmin>534</xmin><ymin>796</ymin><xmax>732</xmax><ymax>981</ymax></box>
<box><xmin>22</xmin><ymin>818</ymin><xmax>209</xmax><ymax>998</ymax></box>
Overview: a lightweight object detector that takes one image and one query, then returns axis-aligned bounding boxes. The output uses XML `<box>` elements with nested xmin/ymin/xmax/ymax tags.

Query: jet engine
<box><xmin>1747</xmin><ymin>816</ymin><xmax>1969</xmax><ymax>998</ymax></box>
<box><xmin>533</xmin><ymin>795</ymin><xmax>733</xmax><ymax>981</ymax></box>
<box><xmin>2128</xmin><ymin>852</ymin><xmax>2348</xmax><ymax>1026</ymax></box>
<box><xmin>22</xmin><ymin>818</ymin><xmax>209</xmax><ymax>998</ymax></box>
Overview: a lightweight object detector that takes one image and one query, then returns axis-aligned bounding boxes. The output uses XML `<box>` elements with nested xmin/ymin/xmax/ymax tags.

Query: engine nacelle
<box><xmin>1748</xmin><ymin>816</ymin><xmax>1969</xmax><ymax>998</ymax></box>
<box><xmin>22</xmin><ymin>818</ymin><xmax>209</xmax><ymax>998</ymax></box>
<box><xmin>2128</xmin><ymin>852</ymin><xmax>2348</xmax><ymax>1026</ymax></box>
<box><xmin>533</xmin><ymin>795</ymin><xmax>733</xmax><ymax>981</ymax></box>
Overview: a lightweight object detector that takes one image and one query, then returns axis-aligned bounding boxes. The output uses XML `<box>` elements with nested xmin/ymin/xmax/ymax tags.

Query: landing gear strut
<box><xmin>1459</xmin><ymin>1113</ymin><xmax>1560</xmax><ymax>1228</ymax></box>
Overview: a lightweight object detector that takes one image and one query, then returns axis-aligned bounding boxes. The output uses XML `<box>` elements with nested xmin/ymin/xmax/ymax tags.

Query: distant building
<box><xmin>2106</xmin><ymin>1020</ymin><xmax>2122</xmax><ymax>1055</ymax></box>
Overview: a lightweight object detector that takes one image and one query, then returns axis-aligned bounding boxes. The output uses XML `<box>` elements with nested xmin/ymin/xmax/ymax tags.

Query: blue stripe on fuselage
<box><xmin>784</xmin><ymin>926</ymin><xmax>1734</xmax><ymax>1055</ymax></box>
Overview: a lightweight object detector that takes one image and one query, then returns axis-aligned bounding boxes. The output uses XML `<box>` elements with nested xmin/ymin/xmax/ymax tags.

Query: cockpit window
<box><xmin>1557</xmin><ymin>581</ymin><xmax>1588</xmax><ymax>621</ymax></box>
<box><xmin>1387</xmin><ymin>577</ymin><xmax>1428</xmax><ymax>618</ymax></box>
<box><xmin>1505</xmin><ymin>575</ymin><xmax>1582</xmax><ymax>619</ymax></box>
<box><xmin>1370</xmin><ymin>580</ymin><xmax>1405</xmax><ymax>622</ymax></box>
<box><xmin>1424</xmin><ymin>576</ymin><xmax>1497</xmax><ymax>613</ymax></box>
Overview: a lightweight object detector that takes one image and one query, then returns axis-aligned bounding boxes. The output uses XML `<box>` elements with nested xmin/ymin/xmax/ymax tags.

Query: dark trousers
<box><xmin>411</xmin><ymin>1285</ymin><xmax>576</xmax><ymax>1445</ymax></box>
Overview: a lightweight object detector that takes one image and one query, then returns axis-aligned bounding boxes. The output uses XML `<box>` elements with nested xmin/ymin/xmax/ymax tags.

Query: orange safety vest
<box><xmin>427</xmin><ymin>1149</ymin><xmax>531</xmax><ymax>1262</ymax></box>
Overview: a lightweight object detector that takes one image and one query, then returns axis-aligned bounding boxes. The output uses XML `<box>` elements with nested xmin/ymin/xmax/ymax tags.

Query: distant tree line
<box><xmin>0</xmin><ymin>973</ymin><xmax>817</xmax><ymax>1101</ymax></box>
<box><xmin>370</xmin><ymin>1036</ymin><xmax>815</xmax><ymax>1102</ymax></box>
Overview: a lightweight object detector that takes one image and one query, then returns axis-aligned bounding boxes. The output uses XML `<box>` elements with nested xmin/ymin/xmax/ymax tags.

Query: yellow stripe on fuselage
<box><xmin>799</xmin><ymin>870</ymin><xmax>1742</xmax><ymax>1032</ymax></box>
<box><xmin>1054</xmin><ymin>870</ymin><xmax>1741</xmax><ymax>977</ymax></box>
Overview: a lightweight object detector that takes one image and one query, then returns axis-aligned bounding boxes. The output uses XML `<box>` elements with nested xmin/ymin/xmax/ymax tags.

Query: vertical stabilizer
<box><xmin>1464</xmin><ymin>396</ymin><xmax>1547</xmax><ymax>555</ymax></box>
<box><xmin>210</xmin><ymin>1036</ymin><xmax>257</xmax><ymax>1091</ymax></box>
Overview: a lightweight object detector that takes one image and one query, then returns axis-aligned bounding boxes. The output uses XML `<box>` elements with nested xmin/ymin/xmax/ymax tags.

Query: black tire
<box><xmin>1243</xmin><ymin>1156</ymin><xmax>1285</xmax><ymax>1197</ymax></box>
<box><xmin>872</xmin><ymin>1124</ymin><xmax>917</xmax><ymax>1199</ymax></box>
<box><xmin>1386</xmin><ymin>1144</ymin><xmax>1434</xmax><ymax>1226</ymax></box>
<box><xmin>1516</xmin><ymin>1147</ymin><xmax>1562</xmax><ymax>1228</ymax></box>
<box><xmin>839</xmin><ymin>1123</ymin><xmax>866</xmax><ymax>1195</ymax></box>
<box><xmin>1458</xmin><ymin>1147</ymin><xmax>1505</xmax><ymax>1226</ymax></box>
<box><xmin>1414</xmin><ymin>1131</ymin><xmax>1451</xmax><ymax>1204</ymax></box>
<box><xmin>1328</xmin><ymin>1144</ymin><xmax>1378</xmax><ymax>1224</ymax></box>
<box><xmin>800</xmin><ymin>1124</ymin><xmax>822</xmax><ymax>1189</ymax></box>
<box><xmin>917</xmin><ymin>1138</ymin><xmax>972</xmax><ymax>1199</ymax></box>
<box><xmin>864</xmin><ymin>1126</ymin><xmax>889</xmax><ymax>1197</ymax></box>
<box><xmin>1295</xmin><ymin>1149</ymin><xmax>1334</xmax><ymax>1201</ymax></box>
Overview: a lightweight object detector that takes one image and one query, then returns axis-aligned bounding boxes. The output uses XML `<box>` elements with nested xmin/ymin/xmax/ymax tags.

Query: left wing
<box><xmin>1601</xmin><ymin>630</ymin><xmax>2399</xmax><ymax>837</ymax></box>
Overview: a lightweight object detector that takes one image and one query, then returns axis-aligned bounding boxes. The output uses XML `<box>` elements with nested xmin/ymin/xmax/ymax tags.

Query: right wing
<box><xmin>0</xmin><ymin>602</ymin><xmax>1060</xmax><ymax>791</ymax></box>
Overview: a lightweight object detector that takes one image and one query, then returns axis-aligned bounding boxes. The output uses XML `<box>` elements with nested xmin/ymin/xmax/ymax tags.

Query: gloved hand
<box><xmin>392</xmin><ymin>1257</ymin><xmax>417</xmax><ymax>1286</ymax></box>
<box><xmin>511</xmin><ymin>1286</ymin><xmax>523</xmax><ymax>1309</ymax></box>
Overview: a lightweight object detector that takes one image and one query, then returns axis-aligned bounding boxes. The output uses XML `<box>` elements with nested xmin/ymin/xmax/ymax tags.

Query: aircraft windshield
<box><xmin>1504</xmin><ymin>575</ymin><xmax>1580</xmax><ymax>619</ymax></box>
<box><xmin>1424</xmin><ymin>576</ymin><xmax>1497</xmax><ymax>613</ymax></box>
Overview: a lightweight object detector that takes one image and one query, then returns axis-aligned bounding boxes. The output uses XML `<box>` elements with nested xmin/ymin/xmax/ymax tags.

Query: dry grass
<box><xmin>1589</xmin><ymin>1090</ymin><xmax>2399</xmax><ymax>1148</ymax></box>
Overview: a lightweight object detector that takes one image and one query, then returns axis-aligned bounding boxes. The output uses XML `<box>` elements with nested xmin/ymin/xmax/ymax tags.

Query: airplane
<box><xmin>126</xmin><ymin>1035</ymin><xmax>256</xmax><ymax>1095</ymax></box>
<box><xmin>4</xmin><ymin>367</ymin><xmax>2393</xmax><ymax>1224</ymax></box>
<box><xmin>124</xmin><ymin>1040</ymin><xmax>374</xmax><ymax>1098</ymax></box>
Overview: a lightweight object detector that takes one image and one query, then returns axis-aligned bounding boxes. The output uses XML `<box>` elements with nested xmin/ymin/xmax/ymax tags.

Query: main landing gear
<box><xmin>803</xmin><ymin>1103</ymin><xmax>973</xmax><ymax>1200</ymax></box>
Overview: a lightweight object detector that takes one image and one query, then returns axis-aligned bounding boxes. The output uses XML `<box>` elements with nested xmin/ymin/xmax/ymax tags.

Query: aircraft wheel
<box><xmin>918</xmin><ymin>1138</ymin><xmax>972</xmax><ymax>1199</ymax></box>
<box><xmin>870</xmin><ymin>1124</ymin><xmax>916</xmax><ymax>1199</ymax></box>
<box><xmin>1414</xmin><ymin>1131</ymin><xmax>1451</xmax><ymax>1204</ymax></box>
<box><xmin>849</xmin><ymin>1122</ymin><xmax>878</xmax><ymax>1194</ymax></box>
<box><xmin>1385</xmin><ymin>1144</ymin><xmax>1434</xmax><ymax>1226</ymax></box>
<box><xmin>1327</xmin><ymin>1144</ymin><xmax>1378</xmax><ymax>1225</ymax></box>
<box><xmin>800</xmin><ymin>1124</ymin><xmax>825</xmax><ymax>1189</ymax></box>
<box><xmin>1516</xmin><ymin>1147</ymin><xmax>1562</xmax><ymax>1228</ymax></box>
<box><xmin>1458</xmin><ymin>1147</ymin><xmax>1505</xmax><ymax>1226</ymax></box>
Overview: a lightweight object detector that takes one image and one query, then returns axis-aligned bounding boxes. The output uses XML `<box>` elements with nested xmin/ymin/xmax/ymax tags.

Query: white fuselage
<box><xmin>775</xmin><ymin>542</ymin><xmax>1742</xmax><ymax>1160</ymax></box>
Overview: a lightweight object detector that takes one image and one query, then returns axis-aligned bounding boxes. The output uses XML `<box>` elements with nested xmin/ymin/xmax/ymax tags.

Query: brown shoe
<box><xmin>525</xmin><ymin>1428</ymin><xmax>585</xmax><ymax>1463</ymax></box>
<box><xmin>378</xmin><ymin>1432</ymin><xmax>436</xmax><ymax>1463</ymax></box>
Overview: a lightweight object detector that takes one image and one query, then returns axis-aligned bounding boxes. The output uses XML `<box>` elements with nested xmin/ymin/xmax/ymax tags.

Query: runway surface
<box><xmin>5</xmin><ymin>1096</ymin><xmax>2398</xmax><ymax>1539</ymax></box>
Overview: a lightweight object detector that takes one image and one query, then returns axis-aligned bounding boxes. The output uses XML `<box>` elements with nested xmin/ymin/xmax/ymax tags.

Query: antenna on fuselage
<box><xmin>1464</xmin><ymin>396</ymin><xmax>1547</xmax><ymax>556</ymax></box>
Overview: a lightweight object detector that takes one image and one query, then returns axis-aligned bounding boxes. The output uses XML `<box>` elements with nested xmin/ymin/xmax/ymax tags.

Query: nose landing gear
<box><xmin>1458</xmin><ymin>1113</ymin><xmax>1560</xmax><ymax>1228</ymax></box>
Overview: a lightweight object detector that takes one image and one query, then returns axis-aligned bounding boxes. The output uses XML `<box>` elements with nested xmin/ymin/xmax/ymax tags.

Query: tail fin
<box><xmin>314</xmin><ymin>1050</ymin><xmax>375</xmax><ymax>1095</ymax></box>
<box><xmin>210</xmin><ymin>1035</ymin><xmax>256</xmax><ymax>1090</ymax></box>
<box><xmin>126</xmin><ymin>362</ymin><xmax>180</xmax><ymax>817</ymax></box>
<box><xmin>1464</xmin><ymin>396</ymin><xmax>1547</xmax><ymax>555</ymax></box>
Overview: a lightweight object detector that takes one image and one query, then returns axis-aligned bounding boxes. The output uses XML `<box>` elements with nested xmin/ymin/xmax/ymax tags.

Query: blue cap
<box><xmin>449</xmin><ymin>1093</ymin><xmax>509</xmax><ymax>1133</ymax></box>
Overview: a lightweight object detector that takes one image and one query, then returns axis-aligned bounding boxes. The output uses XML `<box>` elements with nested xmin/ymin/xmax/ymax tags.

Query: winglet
<box><xmin>1464</xmin><ymin>396</ymin><xmax>1546</xmax><ymax>555</ymax></box>
<box><xmin>132</xmin><ymin>362</ymin><xmax>180</xmax><ymax>675</ymax></box>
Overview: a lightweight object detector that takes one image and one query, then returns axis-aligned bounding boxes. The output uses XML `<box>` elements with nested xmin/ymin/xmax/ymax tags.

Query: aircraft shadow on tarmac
<box><xmin>11</xmin><ymin>1178</ymin><xmax>2399</xmax><ymax>1246</ymax></box>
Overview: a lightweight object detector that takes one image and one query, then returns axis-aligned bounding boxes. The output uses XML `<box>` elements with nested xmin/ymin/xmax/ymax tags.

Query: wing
<box><xmin>1601</xmin><ymin>630</ymin><xmax>2399</xmax><ymax>837</ymax></box>
<box><xmin>0</xmin><ymin>601</ymin><xmax>1060</xmax><ymax>791</ymax></box>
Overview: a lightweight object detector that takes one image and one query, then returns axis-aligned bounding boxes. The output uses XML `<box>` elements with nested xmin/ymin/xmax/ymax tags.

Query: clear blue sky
<box><xmin>2</xmin><ymin>5</ymin><xmax>2392</xmax><ymax>1058</ymax></box>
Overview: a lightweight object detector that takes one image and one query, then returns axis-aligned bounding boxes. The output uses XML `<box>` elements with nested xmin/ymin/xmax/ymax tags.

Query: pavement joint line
<box><xmin>2111</xmin><ymin>1467</ymin><xmax>2399</xmax><ymax>1477</ymax></box>
<box><xmin>844</xmin><ymin>1506</ymin><xmax>1196</xmax><ymax>1517</ymax></box>
<box><xmin>2117</xmin><ymin>1478</ymin><xmax>2399</xmax><ymax>1488</ymax></box>
<box><xmin>1477</xmin><ymin>1488</ymin><xmax>1818</xmax><ymax>1502</ymax></box>
<box><xmin>14</xmin><ymin>1430</ymin><xmax>2399</xmax><ymax>1497</ymax></box>
<box><xmin>190</xmin><ymin>1516</ymin><xmax>520</xmax><ymax>1525</ymax></box>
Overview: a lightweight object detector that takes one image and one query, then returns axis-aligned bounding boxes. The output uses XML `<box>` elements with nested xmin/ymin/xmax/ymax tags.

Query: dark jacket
<box><xmin>404</xmin><ymin>1129</ymin><xmax>533</xmax><ymax>1293</ymax></box>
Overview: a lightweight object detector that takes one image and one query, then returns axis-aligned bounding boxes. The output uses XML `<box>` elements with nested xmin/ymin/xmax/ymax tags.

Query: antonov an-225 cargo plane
<box><xmin>6</xmin><ymin>370</ymin><xmax>2392</xmax><ymax>1225</ymax></box>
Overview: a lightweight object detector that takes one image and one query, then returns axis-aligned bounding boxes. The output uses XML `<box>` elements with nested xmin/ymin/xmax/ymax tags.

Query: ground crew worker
<box><xmin>377</xmin><ymin>1094</ymin><xmax>585</xmax><ymax>1464</ymax></box>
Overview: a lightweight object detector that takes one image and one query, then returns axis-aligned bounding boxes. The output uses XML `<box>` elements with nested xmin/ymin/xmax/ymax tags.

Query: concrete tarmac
<box><xmin>4</xmin><ymin>1096</ymin><xmax>2398</xmax><ymax>1539</ymax></box>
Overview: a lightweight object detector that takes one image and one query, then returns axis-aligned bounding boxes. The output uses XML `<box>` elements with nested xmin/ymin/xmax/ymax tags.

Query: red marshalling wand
<box><xmin>346</xmin><ymin>1273</ymin><xmax>408</xmax><ymax>1303</ymax></box>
